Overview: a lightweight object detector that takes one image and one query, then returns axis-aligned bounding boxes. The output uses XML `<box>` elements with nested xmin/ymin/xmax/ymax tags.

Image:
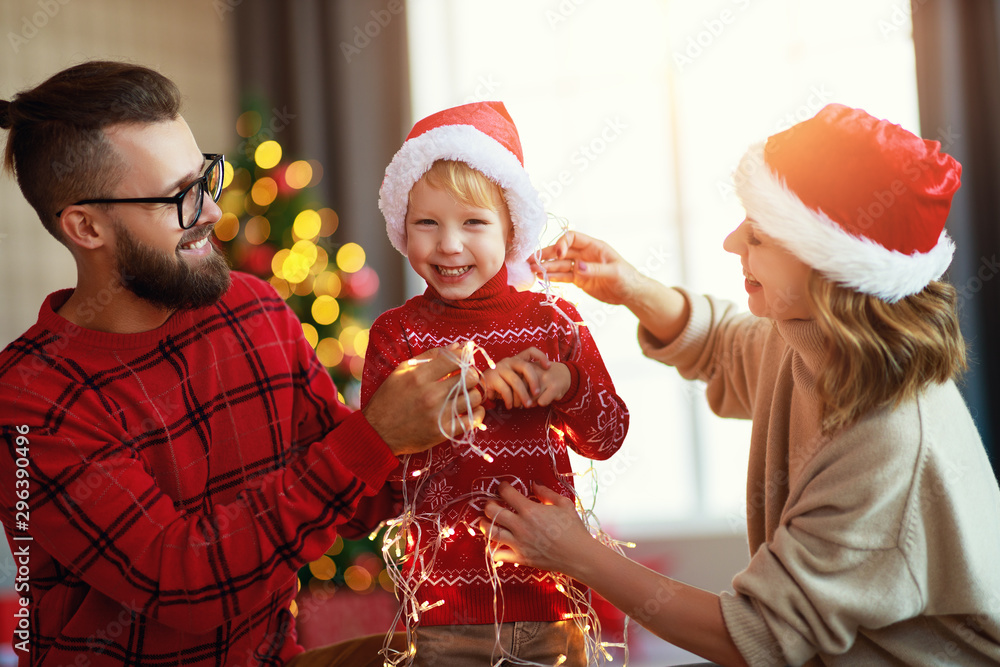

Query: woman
<box><xmin>482</xmin><ymin>104</ymin><xmax>1000</xmax><ymax>666</ymax></box>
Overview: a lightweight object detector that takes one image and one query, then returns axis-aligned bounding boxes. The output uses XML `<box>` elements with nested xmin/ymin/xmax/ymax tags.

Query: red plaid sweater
<box><xmin>0</xmin><ymin>272</ymin><xmax>399</xmax><ymax>666</ymax></box>
<box><xmin>361</xmin><ymin>266</ymin><xmax>628</xmax><ymax>626</ymax></box>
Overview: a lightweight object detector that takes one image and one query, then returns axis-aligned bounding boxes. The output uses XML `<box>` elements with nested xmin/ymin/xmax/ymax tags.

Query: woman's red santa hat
<box><xmin>734</xmin><ymin>103</ymin><xmax>962</xmax><ymax>303</ymax></box>
<box><xmin>379</xmin><ymin>101</ymin><xmax>546</xmax><ymax>288</ymax></box>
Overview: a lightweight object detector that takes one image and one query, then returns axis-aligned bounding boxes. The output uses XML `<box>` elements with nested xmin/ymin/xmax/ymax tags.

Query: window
<box><xmin>406</xmin><ymin>0</ymin><xmax>919</xmax><ymax>533</ymax></box>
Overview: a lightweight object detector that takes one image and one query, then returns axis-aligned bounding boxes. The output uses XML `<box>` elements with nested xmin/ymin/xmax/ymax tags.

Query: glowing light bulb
<box><xmin>419</xmin><ymin>600</ymin><xmax>445</xmax><ymax>612</ymax></box>
<box><xmin>467</xmin><ymin>442</ymin><xmax>493</xmax><ymax>463</ymax></box>
<box><xmin>336</xmin><ymin>242</ymin><xmax>366</xmax><ymax>273</ymax></box>
<box><xmin>254</xmin><ymin>140</ymin><xmax>281</xmax><ymax>169</ymax></box>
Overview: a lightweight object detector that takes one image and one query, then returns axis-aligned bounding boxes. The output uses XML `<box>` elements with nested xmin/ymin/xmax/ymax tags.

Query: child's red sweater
<box><xmin>360</xmin><ymin>266</ymin><xmax>629</xmax><ymax>626</ymax></box>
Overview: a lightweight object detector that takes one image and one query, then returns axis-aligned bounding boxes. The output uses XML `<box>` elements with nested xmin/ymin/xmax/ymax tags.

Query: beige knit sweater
<box><xmin>639</xmin><ymin>291</ymin><xmax>1000</xmax><ymax>666</ymax></box>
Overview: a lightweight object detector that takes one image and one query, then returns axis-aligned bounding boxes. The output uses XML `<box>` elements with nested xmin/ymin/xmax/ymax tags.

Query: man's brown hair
<box><xmin>0</xmin><ymin>60</ymin><xmax>181</xmax><ymax>242</ymax></box>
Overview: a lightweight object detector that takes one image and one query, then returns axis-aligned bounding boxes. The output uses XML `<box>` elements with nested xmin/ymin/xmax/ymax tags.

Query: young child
<box><xmin>483</xmin><ymin>103</ymin><xmax>1000</xmax><ymax>664</ymax></box>
<box><xmin>360</xmin><ymin>101</ymin><xmax>629</xmax><ymax>666</ymax></box>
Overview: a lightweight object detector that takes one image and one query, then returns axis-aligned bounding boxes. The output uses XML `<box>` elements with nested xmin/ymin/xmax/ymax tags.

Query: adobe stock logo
<box><xmin>545</xmin><ymin>0</ymin><xmax>590</xmax><ymax>29</ymax></box>
<box><xmin>672</xmin><ymin>0</ymin><xmax>754</xmax><ymax>72</ymax></box>
<box><xmin>956</xmin><ymin>255</ymin><xmax>1000</xmax><ymax>303</ymax></box>
<box><xmin>339</xmin><ymin>0</ymin><xmax>405</xmax><ymax>63</ymax></box>
<box><xmin>878</xmin><ymin>0</ymin><xmax>931</xmax><ymax>39</ymax></box>
<box><xmin>537</xmin><ymin>117</ymin><xmax>629</xmax><ymax>208</ymax></box>
<box><xmin>850</xmin><ymin>125</ymin><xmax>961</xmax><ymax>235</ymax></box>
<box><xmin>7</xmin><ymin>0</ymin><xmax>72</xmax><ymax>54</ymax></box>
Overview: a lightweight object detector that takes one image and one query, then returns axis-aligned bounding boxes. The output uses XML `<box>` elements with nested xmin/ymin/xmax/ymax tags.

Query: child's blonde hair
<box><xmin>411</xmin><ymin>159</ymin><xmax>511</xmax><ymax>220</ymax></box>
<box><xmin>809</xmin><ymin>273</ymin><xmax>967</xmax><ymax>434</ymax></box>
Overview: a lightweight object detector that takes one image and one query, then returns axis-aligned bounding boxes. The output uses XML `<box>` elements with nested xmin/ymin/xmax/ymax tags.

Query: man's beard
<box><xmin>113</xmin><ymin>221</ymin><xmax>232</xmax><ymax>310</ymax></box>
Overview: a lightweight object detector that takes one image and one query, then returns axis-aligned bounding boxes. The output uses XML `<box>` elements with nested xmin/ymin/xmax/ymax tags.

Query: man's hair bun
<box><xmin>0</xmin><ymin>99</ymin><xmax>12</xmax><ymax>130</ymax></box>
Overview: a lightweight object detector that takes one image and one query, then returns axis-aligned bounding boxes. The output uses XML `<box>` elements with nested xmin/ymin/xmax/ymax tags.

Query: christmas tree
<box><xmin>216</xmin><ymin>103</ymin><xmax>393</xmax><ymax>607</ymax></box>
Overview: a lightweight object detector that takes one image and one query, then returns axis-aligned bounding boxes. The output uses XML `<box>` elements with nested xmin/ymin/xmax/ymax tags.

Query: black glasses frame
<box><xmin>58</xmin><ymin>153</ymin><xmax>225</xmax><ymax>230</ymax></box>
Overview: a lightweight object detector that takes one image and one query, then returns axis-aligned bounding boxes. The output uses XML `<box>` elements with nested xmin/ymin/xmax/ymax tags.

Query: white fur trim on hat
<box><xmin>734</xmin><ymin>141</ymin><xmax>955</xmax><ymax>303</ymax></box>
<box><xmin>378</xmin><ymin>124</ymin><xmax>546</xmax><ymax>288</ymax></box>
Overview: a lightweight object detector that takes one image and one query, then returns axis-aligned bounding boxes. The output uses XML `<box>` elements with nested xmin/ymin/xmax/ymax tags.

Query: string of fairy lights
<box><xmin>373</xmin><ymin>218</ymin><xmax>634</xmax><ymax>667</ymax></box>
<box><xmin>216</xmin><ymin>110</ymin><xmax>633</xmax><ymax>665</ymax></box>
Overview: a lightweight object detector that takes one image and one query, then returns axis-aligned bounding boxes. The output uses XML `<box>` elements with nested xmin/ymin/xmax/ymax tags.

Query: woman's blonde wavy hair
<box><xmin>808</xmin><ymin>272</ymin><xmax>967</xmax><ymax>435</ymax></box>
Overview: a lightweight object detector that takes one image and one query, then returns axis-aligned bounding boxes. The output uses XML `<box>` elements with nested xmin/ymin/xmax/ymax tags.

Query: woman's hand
<box><xmin>482</xmin><ymin>482</ymin><xmax>748</xmax><ymax>666</ymax></box>
<box><xmin>482</xmin><ymin>482</ymin><xmax>596</xmax><ymax>579</ymax></box>
<box><xmin>532</xmin><ymin>231</ymin><xmax>690</xmax><ymax>346</ymax></box>
<box><xmin>478</xmin><ymin>348</ymin><xmax>571</xmax><ymax>409</ymax></box>
<box><xmin>530</xmin><ymin>230</ymin><xmax>643</xmax><ymax>306</ymax></box>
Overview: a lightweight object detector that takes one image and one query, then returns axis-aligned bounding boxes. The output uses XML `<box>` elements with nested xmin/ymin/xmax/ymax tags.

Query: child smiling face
<box><xmin>404</xmin><ymin>175</ymin><xmax>513</xmax><ymax>300</ymax></box>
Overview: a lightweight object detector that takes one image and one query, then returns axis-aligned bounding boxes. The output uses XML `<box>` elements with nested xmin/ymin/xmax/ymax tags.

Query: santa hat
<box><xmin>378</xmin><ymin>101</ymin><xmax>546</xmax><ymax>288</ymax></box>
<box><xmin>734</xmin><ymin>103</ymin><xmax>962</xmax><ymax>303</ymax></box>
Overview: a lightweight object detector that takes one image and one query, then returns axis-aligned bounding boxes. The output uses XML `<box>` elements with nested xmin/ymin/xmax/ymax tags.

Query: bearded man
<box><xmin>0</xmin><ymin>61</ymin><xmax>483</xmax><ymax>667</ymax></box>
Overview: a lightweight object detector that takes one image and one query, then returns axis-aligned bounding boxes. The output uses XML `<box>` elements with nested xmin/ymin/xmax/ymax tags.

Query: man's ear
<box><xmin>58</xmin><ymin>206</ymin><xmax>111</xmax><ymax>251</ymax></box>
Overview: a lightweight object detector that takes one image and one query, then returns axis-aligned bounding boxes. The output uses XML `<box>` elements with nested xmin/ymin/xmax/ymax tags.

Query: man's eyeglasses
<box><xmin>58</xmin><ymin>153</ymin><xmax>225</xmax><ymax>230</ymax></box>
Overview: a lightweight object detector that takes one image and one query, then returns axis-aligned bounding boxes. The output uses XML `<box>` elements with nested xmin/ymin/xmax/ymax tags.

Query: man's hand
<box><xmin>362</xmin><ymin>345</ymin><xmax>485</xmax><ymax>456</ymax></box>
